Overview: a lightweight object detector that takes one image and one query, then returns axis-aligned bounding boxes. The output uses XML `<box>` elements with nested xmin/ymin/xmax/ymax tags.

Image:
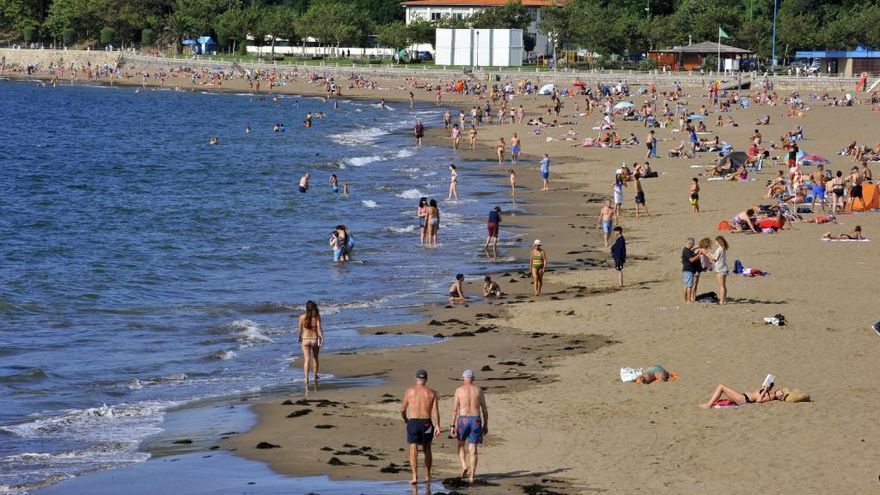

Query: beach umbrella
<box><xmin>573</xmin><ymin>81</ymin><xmax>586</xmax><ymax>87</ymax></box>
<box><xmin>614</xmin><ymin>101</ymin><xmax>635</xmax><ymax>109</ymax></box>
<box><xmin>687</xmin><ymin>114</ymin><xmax>706</xmax><ymax>121</ymax></box>
<box><xmin>798</xmin><ymin>153</ymin><xmax>829</xmax><ymax>166</ymax></box>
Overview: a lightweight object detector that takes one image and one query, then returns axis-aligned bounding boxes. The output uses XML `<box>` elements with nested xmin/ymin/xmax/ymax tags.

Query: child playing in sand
<box><xmin>482</xmin><ymin>276</ymin><xmax>505</xmax><ymax>297</ymax></box>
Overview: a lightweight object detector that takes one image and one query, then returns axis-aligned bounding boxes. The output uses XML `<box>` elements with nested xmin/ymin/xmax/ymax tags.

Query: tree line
<box><xmin>1</xmin><ymin>0</ymin><xmax>879</xmax><ymax>59</ymax></box>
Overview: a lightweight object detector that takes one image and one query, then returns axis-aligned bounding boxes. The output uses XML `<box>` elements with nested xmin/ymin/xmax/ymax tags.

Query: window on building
<box><xmin>431</xmin><ymin>12</ymin><xmax>442</xmax><ymax>20</ymax></box>
<box><xmin>453</xmin><ymin>12</ymin><xmax>465</xmax><ymax>19</ymax></box>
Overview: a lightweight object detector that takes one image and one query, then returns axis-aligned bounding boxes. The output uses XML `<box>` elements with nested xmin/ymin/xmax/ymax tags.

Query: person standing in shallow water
<box><xmin>447</xmin><ymin>164</ymin><xmax>459</xmax><ymax>201</ymax></box>
<box><xmin>400</xmin><ymin>369</ymin><xmax>441</xmax><ymax>484</ymax></box>
<box><xmin>297</xmin><ymin>301</ymin><xmax>324</xmax><ymax>389</ymax></box>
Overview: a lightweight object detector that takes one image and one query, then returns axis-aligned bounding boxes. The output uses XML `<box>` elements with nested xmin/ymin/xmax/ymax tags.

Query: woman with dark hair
<box><xmin>417</xmin><ymin>197</ymin><xmax>428</xmax><ymax>244</ymax></box>
<box><xmin>426</xmin><ymin>199</ymin><xmax>440</xmax><ymax>245</ymax></box>
<box><xmin>297</xmin><ymin>301</ymin><xmax>324</xmax><ymax>387</ymax></box>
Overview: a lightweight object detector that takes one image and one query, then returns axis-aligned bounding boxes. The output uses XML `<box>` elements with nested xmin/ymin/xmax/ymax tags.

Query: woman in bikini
<box><xmin>447</xmin><ymin>164</ymin><xmax>459</xmax><ymax>201</ymax></box>
<box><xmin>529</xmin><ymin>240</ymin><xmax>548</xmax><ymax>296</ymax></box>
<box><xmin>417</xmin><ymin>197</ymin><xmax>428</xmax><ymax>244</ymax></box>
<box><xmin>496</xmin><ymin>138</ymin><xmax>506</xmax><ymax>166</ymax></box>
<box><xmin>822</xmin><ymin>225</ymin><xmax>863</xmax><ymax>240</ymax></box>
<box><xmin>426</xmin><ymin>199</ymin><xmax>440</xmax><ymax>245</ymax></box>
<box><xmin>699</xmin><ymin>383</ymin><xmax>786</xmax><ymax>409</ymax></box>
<box><xmin>297</xmin><ymin>301</ymin><xmax>324</xmax><ymax>388</ymax></box>
<box><xmin>829</xmin><ymin>170</ymin><xmax>846</xmax><ymax>214</ymax></box>
<box><xmin>508</xmin><ymin>168</ymin><xmax>517</xmax><ymax>197</ymax></box>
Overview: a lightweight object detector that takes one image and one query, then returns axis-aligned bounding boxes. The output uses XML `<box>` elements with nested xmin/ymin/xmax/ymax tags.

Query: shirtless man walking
<box><xmin>597</xmin><ymin>200</ymin><xmax>615</xmax><ymax>248</ymax></box>
<box><xmin>400</xmin><ymin>369</ymin><xmax>441</xmax><ymax>484</ymax></box>
<box><xmin>450</xmin><ymin>370</ymin><xmax>488</xmax><ymax>484</ymax></box>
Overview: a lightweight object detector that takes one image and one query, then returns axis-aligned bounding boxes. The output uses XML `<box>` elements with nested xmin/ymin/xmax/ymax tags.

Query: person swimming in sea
<box><xmin>329</xmin><ymin>174</ymin><xmax>339</xmax><ymax>193</ymax></box>
<box><xmin>209</xmin><ymin>136</ymin><xmax>218</xmax><ymax>145</ymax></box>
<box><xmin>342</xmin><ymin>182</ymin><xmax>349</xmax><ymax>197</ymax></box>
<box><xmin>299</xmin><ymin>173</ymin><xmax>310</xmax><ymax>193</ymax></box>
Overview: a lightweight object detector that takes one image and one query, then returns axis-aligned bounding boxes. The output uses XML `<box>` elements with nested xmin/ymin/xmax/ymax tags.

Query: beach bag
<box><xmin>733</xmin><ymin>260</ymin><xmax>743</xmax><ymax>274</ymax></box>
<box><xmin>717</xmin><ymin>220</ymin><xmax>733</xmax><ymax>231</ymax></box>
<box><xmin>619</xmin><ymin>367</ymin><xmax>641</xmax><ymax>382</ymax></box>
<box><xmin>695</xmin><ymin>291</ymin><xmax>718</xmax><ymax>303</ymax></box>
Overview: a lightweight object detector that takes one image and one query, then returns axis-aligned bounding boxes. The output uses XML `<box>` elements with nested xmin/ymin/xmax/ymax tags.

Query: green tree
<box><xmin>22</xmin><ymin>24</ymin><xmax>37</xmax><ymax>42</ymax></box>
<box><xmin>376</xmin><ymin>20</ymin><xmax>409</xmax><ymax>50</ymax></box>
<box><xmin>469</xmin><ymin>0</ymin><xmax>531</xmax><ymax>30</ymax></box>
<box><xmin>99</xmin><ymin>26</ymin><xmax>116</xmax><ymax>44</ymax></box>
<box><xmin>215</xmin><ymin>8</ymin><xmax>247</xmax><ymax>52</ymax></box>
<box><xmin>141</xmin><ymin>27</ymin><xmax>153</xmax><ymax>46</ymax></box>
<box><xmin>62</xmin><ymin>26</ymin><xmax>75</xmax><ymax>44</ymax></box>
<box><xmin>163</xmin><ymin>10</ymin><xmax>192</xmax><ymax>54</ymax></box>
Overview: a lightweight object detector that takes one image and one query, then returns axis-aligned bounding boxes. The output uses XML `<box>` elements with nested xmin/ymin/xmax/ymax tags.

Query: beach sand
<box><xmin>219</xmin><ymin>78</ymin><xmax>879</xmax><ymax>493</ymax></box>
<box><xmin>14</xmin><ymin>68</ymin><xmax>880</xmax><ymax>493</ymax></box>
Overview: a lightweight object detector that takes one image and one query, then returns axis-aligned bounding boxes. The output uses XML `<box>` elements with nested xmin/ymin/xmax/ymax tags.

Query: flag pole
<box><xmin>717</xmin><ymin>27</ymin><xmax>721</xmax><ymax>73</ymax></box>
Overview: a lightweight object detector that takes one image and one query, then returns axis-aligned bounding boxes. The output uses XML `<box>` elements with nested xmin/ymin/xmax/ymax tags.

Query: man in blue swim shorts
<box><xmin>450</xmin><ymin>369</ymin><xmax>488</xmax><ymax>484</ymax></box>
<box><xmin>400</xmin><ymin>369</ymin><xmax>440</xmax><ymax>484</ymax></box>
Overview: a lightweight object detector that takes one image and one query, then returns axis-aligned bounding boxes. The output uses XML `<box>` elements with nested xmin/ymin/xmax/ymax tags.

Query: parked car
<box><xmin>417</xmin><ymin>51</ymin><xmax>433</xmax><ymax>61</ymax></box>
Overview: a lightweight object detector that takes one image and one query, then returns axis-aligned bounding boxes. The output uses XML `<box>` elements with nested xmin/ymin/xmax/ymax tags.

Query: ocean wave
<box><xmin>0</xmin><ymin>368</ymin><xmax>49</xmax><ymax>383</ymax></box>
<box><xmin>396</xmin><ymin>188</ymin><xmax>425</xmax><ymax>200</ymax></box>
<box><xmin>210</xmin><ymin>350</ymin><xmax>237</xmax><ymax>361</ymax></box>
<box><xmin>394</xmin><ymin>167</ymin><xmax>421</xmax><ymax>174</ymax></box>
<box><xmin>328</xmin><ymin>127</ymin><xmax>388</xmax><ymax>146</ymax></box>
<box><xmin>386</xmin><ymin>225</ymin><xmax>417</xmax><ymax>234</ymax></box>
<box><xmin>225</xmin><ymin>319</ymin><xmax>273</xmax><ymax>344</ymax></box>
<box><xmin>361</xmin><ymin>200</ymin><xmax>378</xmax><ymax>208</ymax></box>
<box><xmin>346</xmin><ymin>155</ymin><xmax>382</xmax><ymax>167</ymax></box>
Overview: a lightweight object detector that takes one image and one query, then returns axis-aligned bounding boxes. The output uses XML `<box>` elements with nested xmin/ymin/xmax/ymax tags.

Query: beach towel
<box><xmin>821</xmin><ymin>238</ymin><xmax>870</xmax><ymax>242</ymax></box>
<box><xmin>711</xmin><ymin>399</ymin><xmax>739</xmax><ymax>409</ymax></box>
<box><xmin>717</xmin><ymin>220</ymin><xmax>733</xmax><ymax>231</ymax></box>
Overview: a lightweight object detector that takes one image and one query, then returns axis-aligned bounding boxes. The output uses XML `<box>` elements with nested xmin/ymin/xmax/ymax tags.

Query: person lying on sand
<box><xmin>699</xmin><ymin>383</ymin><xmax>786</xmax><ymax>408</ymax></box>
<box><xmin>635</xmin><ymin>365</ymin><xmax>676</xmax><ymax>384</ymax></box>
<box><xmin>822</xmin><ymin>225</ymin><xmax>863</xmax><ymax>240</ymax></box>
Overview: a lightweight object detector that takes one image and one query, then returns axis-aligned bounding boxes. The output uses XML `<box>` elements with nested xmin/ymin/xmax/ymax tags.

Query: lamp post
<box><xmin>770</xmin><ymin>0</ymin><xmax>778</xmax><ymax>71</ymax></box>
<box><xmin>475</xmin><ymin>30</ymin><xmax>480</xmax><ymax>70</ymax></box>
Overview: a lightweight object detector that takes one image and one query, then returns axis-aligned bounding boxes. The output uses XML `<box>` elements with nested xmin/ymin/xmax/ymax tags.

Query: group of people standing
<box><xmin>417</xmin><ymin>197</ymin><xmax>442</xmax><ymax>245</ymax></box>
<box><xmin>681</xmin><ymin>236</ymin><xmax>730</xmax><ymax>305</ymax></box>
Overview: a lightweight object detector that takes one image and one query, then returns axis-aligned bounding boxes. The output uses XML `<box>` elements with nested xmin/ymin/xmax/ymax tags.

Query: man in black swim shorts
<box><xmin>400</xmin><ymin>369</ymin><xmax>441</xmax><ymax>484</ymax></box>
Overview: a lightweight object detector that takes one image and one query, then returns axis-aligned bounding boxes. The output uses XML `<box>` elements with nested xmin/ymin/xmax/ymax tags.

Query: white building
<box><xmin>401</xmin><ymin>0</ymin><xmax>556</xmax><ymax>56</ymax></box>
<box><xmin>435</xmin><ymin>28</ymin><xmax>524</xmax><ymax>67</ymax></box>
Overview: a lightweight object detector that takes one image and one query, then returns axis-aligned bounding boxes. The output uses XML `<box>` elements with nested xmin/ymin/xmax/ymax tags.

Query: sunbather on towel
<box><xmin>699</xmin><ymin>383</ymin><xmax>786</xmax><ymax>409</ymax></box>
<box><xmin>635</xmin><ymin>365</ymin><xmax>675</xmax><ymax>384</ymax></box>
<box><xmin>822</xmin><ymin>225</ymin><xmax>863</xmax><ymax>240</ymax></box>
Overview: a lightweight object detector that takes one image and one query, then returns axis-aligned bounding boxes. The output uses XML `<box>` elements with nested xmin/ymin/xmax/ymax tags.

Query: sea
<box><xmin>0</xmin><ymin>80</ymin><xmax>524</xmax><ymax>493</ymax></box>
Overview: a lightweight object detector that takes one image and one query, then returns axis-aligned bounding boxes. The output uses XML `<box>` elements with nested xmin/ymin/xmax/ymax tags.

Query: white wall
<box><xmin>435</xmin><ymin>29</ymin><xmax>523</xmax><ymax>67</ymax></box>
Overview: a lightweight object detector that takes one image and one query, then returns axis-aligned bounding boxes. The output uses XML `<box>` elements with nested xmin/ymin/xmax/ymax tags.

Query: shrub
<box><xmin>100</xmin><ymin>27</ymin><xmax>118</xmax><ymax>45</ymax></box>
<box><xmin>141</xmin><ymin>28</ymin><xmax>154</xmax><ymax>46</ymax></box>
<box><xmin>62</xmin><ymin>28</ymin><xmax>76</xmax><ymax>45</ymax></box>
<box><xmin>22</xmin><ymin>26</ymin><xmax>37</xmax><ymax>43</ymax></box>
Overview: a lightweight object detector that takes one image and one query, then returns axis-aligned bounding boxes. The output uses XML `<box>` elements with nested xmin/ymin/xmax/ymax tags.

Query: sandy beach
<box><xmin>10</xmin><ymin>63</ymin><xmax>880</xmax><ymax>494</ymax></box>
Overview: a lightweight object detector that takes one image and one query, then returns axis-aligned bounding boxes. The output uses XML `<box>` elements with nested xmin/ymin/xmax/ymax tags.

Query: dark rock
<box><xmin>499</xmin><ymin>361</ymin><xmax>526</xmax><ymax>366</ymax></box>
<box><xmin>521</xmin><ymin>483</ymin><xmax>566</xmax><ymax>495</ymax></box>
<box><xmin>433</xmin><ymin>333</ymin><xmax>445</xmax><ymax>338</ymax></box>
<box><xmin>320</xmin><ymin>446</ymin><xmax>334</xmax><ymax>451</ymax></box>
<box><xmin>172</xmin><ymin>439</ymin><xmax>193</xmax><ymax>445</ymax></box>
<box><xmin>452</xmin><ymin>331</ymin><xmax>475</xmax><ymax>337</ymax></box>
<box><xmin>314</xmin><ymin>424</ymin><xmax>336</xmax><ymax>429</ymax></box>
<box><xmin>281</xmin><ymin>400</ymin><xmax>294</xmax><ymax>405</ymax></box>
<box><xmin>481</xmin><ymin>365</ymin><xmax>493</xmax><ymax>372</ymax></box>
<box><xmin>209</xmin><ymin>445</ymin><xmax>220</xmax><ymax>450</ymax></box>
<box><xmin>256</xmin><ymin>442</ymin><xmax>280</xmax><ymax>449</ymax></box>
<box><xmin>428</xmin><ymin>319</ymin><xmax>444</xmax><ymax>326</ymax></box>
<box><xmin>474</xmin><ymin>326</ymin><xmax>491</xmax><ymax>333</ymax></box>
<box><xmin>381</xmin><ymin>393</ymin><xmax>394</xmax><ymax>398</ymax></box>
<box><xmin>286</xmin><ymin>409</ymin><xmax>311</xmax><ymax>418</ymax></box>
<box><xmin>327</xmin><ymin>457</ymin><xmax>346</xmax><ymax>465</ymax></box>
<box><xmin>374</xmin><ymin>331</ymin><xmax>387</xmax><ymax>335</ymax></box>
<box><xmin>380</xmin><ymin>463</ymin><xmax>403</xmax><ymax>473</ymax></box>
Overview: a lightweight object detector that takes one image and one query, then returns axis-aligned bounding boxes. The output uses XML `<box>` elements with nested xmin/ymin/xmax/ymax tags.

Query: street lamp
<box><xmin>770</xmin><ymin>0</ymin><xmax>778</xmax><ymax>71</ymax></box>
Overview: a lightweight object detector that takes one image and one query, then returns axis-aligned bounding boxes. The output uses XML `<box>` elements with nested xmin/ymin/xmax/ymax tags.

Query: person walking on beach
<box><xmin>530</xmin><ymin>240</ymin><xmax>547</xmax><ymax>296</ymax></box>
<box><xmin>689</xmin><ymin>178</ymin><xmax>700</xmax><ymax>213</ymax></box>
<box><xmin>400</xmin><ymin>369</ymin><xmax>441</xmax><ymax>485</ymax></box>
<box><xmin>447</xmin><ymin>164</ymin><xmax>459</xmax><ymax>201</ymax></box>
<box><xmin>681</xmin><ymin>238</ymin><xmax>700</xmax><ymax>304</ymax></box>
<box><xmin>598</xmin><ymin>200</ymin><xmax>615</xmax><ymax>247</ymax></box>
<box><xmin>451</xmin><ymin>124</ymin><xmax>461</xmax><ymax>150</ymax></box>
<box><xmin>612</xmin><ymin>172</ymin><xmax>625</xmax><ymax>222</ymax></box>
<box><xmin>510</xmin><ymin>133</ymin><xmax>521</xmax><ymax>164</ymax></box>
<box><xmin>297</xmin><ymin>301</ymin><xmax>324</xmax><ymax>388</ymax></box>
<box><xmin>508</xmin><ymin>168</ymin><xmax>517</xmax><ymax>197</ymax></box>
<box><xmin>810</xmin><ymin>164</ymin><xmax>827</xmax><ymax>212</ymax></box>
<box><xmin>633</xmin><ymin>173</ymin><xmax>649</xmax><ymax>217</ymax></box>
<box><xmin>414</xmin><ymin>119</ymin><xmax>424</xmax><ymax>147</ymax></box>
<box><xmin>450</xmin><ymin>369</ymin><xmax>488</xmax><ymax>484</ymax></box>
<box><xmin>468</xmin><ymin>125</ymin><xmax>477</xmax><ymax>150</ymax></box>
<box><xmin>426</xmin><ymin>199</ymin><xmax>440</xmax><ymax>245</ymax></box>
<box><xmin>485</xmin><ymin>206</ymin><xmax>501</xmax><ymax>254</ymax></box>
<box><xmin>610</xmin><ymin>226</ymin><xmax>626</xmax><ymax>287</ymax></box>
<box><xmin>700</xmin><ymin>236</ymin><xmax>730</xmax><ymax>305</ymax></box>
<box><xmin>539</xmin><ymin>154</ymin><xmax>550</xmax><ymax>191</ymax></box>
<box><xmin>496</xmin><ymin>138</ymin><xmax>506</xmax><ymax>165</ymax></box>
<box><xmin>444</xmin><ymin>110</ymin><xmax>452</xmax><ymax>132</ymax></box>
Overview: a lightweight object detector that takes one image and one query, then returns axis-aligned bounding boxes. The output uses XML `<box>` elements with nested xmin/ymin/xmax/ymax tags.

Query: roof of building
<box><xmin>795</xmin><ymin>50</ymin><xmax>880</xmax><ymax>59</ymax></box>
<box><xmin>650</xmin><ymin>41</ymin><xmax>753</xmax><ymax>55</ymax></box>
<box><xmin>401</xmin><ymin>0</ymin><xmax>558</xmax><ymax>7</ymax></box>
